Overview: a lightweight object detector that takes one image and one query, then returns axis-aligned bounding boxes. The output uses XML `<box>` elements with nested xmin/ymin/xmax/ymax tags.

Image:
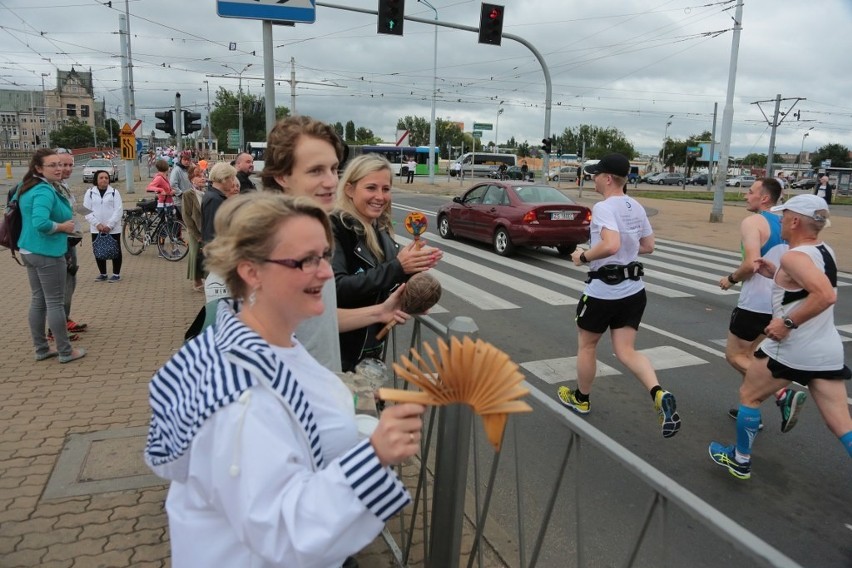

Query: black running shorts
<box><xmin>755</xmin><ymin>349</ymin><xmax>852</xmax><ymax>385</ymax></box>
<box><xmin>729</xmin><ymin>307</ymin><xmax>772</xmax><ymax>342</ymax></box>
<box><xmin>575</xmin><ymin>290</ymin><xmax>647</xmax><ymax>334</ymax></box>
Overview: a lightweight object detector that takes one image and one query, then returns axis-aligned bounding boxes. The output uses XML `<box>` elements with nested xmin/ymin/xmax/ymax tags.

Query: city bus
<box><xmin>348</xmin><ymin>145</ymin><xmax>440</xmax><ymax>177</ymax></box>
<box><xmin>246</xmin><ymin>141</ymin><xmax>266</xmax><ymax>172</ymax></box>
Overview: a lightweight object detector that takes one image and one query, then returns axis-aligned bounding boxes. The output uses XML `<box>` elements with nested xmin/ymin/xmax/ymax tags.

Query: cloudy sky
<box><xmin>1</xmin><ymin>0</ymin><xmax>850</xmax><ymax>157</ymax></box>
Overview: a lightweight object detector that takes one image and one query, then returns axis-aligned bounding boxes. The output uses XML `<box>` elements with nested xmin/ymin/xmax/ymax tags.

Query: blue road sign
<box><xmin>217</xmin><ymin>0</ymin><xmax>316</xmax><ymax>23</ymax></box>
<box><xmin>136</xmin><ymin>138</ymin><xmax>143</xmax><ymax>153</ymax></box>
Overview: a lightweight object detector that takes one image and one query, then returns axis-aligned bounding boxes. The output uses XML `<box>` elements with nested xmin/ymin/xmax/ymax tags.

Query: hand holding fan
<box><xmin>378</xmin><ymin>336</ymin><xmax>533</xmax><ymax>451</ymax></box>
<box><xmin>375</xmin><ymin>272</ymin><xmax>442</xmax><ymax>340</ymax></box>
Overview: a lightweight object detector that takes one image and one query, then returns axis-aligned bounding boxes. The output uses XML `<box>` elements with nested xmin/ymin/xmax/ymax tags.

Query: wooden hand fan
<box><xmin>376</xmin><ymin>272</ymin><xmax>442</xmax><ymax>340</ymax></box>
<box><xmin>378</xmin><ymin>336</ymin><xmax>533</xmax><ymax>451</ymax></box>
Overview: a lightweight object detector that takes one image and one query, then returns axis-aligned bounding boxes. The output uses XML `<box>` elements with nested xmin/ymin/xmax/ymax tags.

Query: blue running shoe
<box><xmin>654</xmin><ymin>390</ymin><xmax>681</xmax><ymax>438</ymax></box>
<box><xmin>708</xmin><ymin>442</ymin><xmax>751</xmax><ymax>480</ymax></box>
<box><xmin>777</xmin><ymin>389</ymin><xmax>807</xmax><ymax>433</ymax></box>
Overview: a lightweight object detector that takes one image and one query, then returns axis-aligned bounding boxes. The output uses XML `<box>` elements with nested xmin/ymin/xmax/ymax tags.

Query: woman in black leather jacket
<box><xmin>331</xmin><ymin>154</ymin><xmax>441</xmax><ymax>371</ymax></box>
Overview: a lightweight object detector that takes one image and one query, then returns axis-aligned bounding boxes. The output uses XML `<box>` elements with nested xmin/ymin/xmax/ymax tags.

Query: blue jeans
<box><xmin>22</xmin><ymin>253</ymin><xmax>72</xmax><ymax>357</ymax></box>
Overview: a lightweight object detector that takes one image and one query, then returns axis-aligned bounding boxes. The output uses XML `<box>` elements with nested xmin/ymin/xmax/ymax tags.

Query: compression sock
<box><xmin>840</xmin><ymin>431</ymin><xmax>852</xmax><ymax>458</ymax></box>
<box><xmin>649</xmin><ymin>385</ymin><xmax>662</xmax><ymax>402</ymax></box>
<box><xmin>735</xmin><ymin>405</ymin><xmax>761</xmax><ymax>461</ymax></box>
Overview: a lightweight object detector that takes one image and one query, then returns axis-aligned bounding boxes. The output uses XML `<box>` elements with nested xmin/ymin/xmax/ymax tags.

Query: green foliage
<box><xmin>333</xmin><ymin>122</ymin><xmax>344</xmax><ymax>137</ymax></box>
<box><xmin>555</xmin><ymin>125</ymin><xmax>636</xmax><ymax>161</ymax></box>
<box><xmin>396</xmin><ymin>116</ymin><xmax>465</xmax><ymax>158</ymax></box>
<box><xmin>354</xmin><ymin>126</ymin><xmax>381</xmax><ymax>145</ymax></box>
<box><xmin>104</xmin><ymin>118</ymin><xmax>120</xmax><ymax>146</ymax></box>
<box><xmin>345</xmin><ymin>120</ymin><xmax>356</xmax><ymax>142</ymax></box>
<box><xmin>517</xmin><ymin>141</ymin><xmax>531</xmax><ymax>158</ymax></box>
<box><xmin>661</xmin><ymin>131</ymin><xmax>713</xmax><ymax>174</ymax></box>
<box><xmin>810</xmin><ymin>143</ymin><xmax>851</xmax><ymax>169</ymax></box>
<box><xmin>740</xmin><ymin>153</ymin><xmax>768</xmax><ymax>167</ymax></box>
<box><xmin>49</xmin><ymin>118</ymin><xmax>97</xmax><ymax>149</ymax></box>
<box><xmin>209</xmin><ymin>87</ymin><xmax>289</xmax><ymax>151</ymax></box>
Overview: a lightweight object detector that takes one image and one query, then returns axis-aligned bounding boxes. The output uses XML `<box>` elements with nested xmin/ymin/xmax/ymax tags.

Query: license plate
<box><xmin>551</xmin><ymin>211</ymin><xmax>575</xmax><ymax>221</ymax></box>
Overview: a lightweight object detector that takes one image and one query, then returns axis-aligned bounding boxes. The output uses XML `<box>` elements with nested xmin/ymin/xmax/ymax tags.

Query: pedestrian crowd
<box><xmin>5</xmin><ymin>122</ymin><xmax>849</xmax><ymax>567</ymax></box>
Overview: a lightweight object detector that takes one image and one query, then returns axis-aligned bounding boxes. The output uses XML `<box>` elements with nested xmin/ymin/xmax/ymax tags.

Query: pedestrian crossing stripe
<box><xmin>522</xmin><ymin>346</ymin><xmax>709</xmax><ymax>385</ymax></box>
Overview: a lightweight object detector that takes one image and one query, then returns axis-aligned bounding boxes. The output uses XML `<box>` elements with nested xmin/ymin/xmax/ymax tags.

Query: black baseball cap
<box><xmin>584</xmin><ymin>153</ymin><xmax>630</xmax><ymax>177</ymax></box>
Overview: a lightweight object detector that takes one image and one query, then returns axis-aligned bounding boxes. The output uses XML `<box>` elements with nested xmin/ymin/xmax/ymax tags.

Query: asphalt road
<box><xmin>389</xmin><ymin>192</ymin><xmax>852</xmax><ymax>568</ymax></box>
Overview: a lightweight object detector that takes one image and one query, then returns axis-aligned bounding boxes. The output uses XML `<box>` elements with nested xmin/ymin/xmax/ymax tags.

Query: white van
<box><xmin>451</xmin><ymin>152</ymin><xmax>517</xmax><ymax>178</ymax></box>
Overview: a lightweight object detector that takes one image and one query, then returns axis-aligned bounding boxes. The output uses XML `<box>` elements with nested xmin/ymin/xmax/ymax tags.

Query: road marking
<box><xmin>428</xmin><ymin>269</ymin><xmax>519</xmax><ymax>311</ymax></box>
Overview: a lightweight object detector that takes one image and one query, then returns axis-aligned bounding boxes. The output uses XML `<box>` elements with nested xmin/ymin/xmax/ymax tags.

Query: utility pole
<box><xmin>708</xmin><ymin>102</ymin><xmax>718</xmax><ymax>185</ymax></box>
<box><xmin>752</xmin><ymin>94</ymin><xmax>805</xmax><ymax>178</ymax></box>
<box><xmin>710</xmin><ymin>0</ymin><xmax>743</xmax><ymax>223</ymax></box>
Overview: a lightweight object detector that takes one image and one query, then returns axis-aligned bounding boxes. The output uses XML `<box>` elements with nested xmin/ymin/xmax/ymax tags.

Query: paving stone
<box><xmin>78</xmin><ymin>518</ymin><xmax>136</xmax><ymax>540</ymax></box>
<box><xmin>42</xmin><ymin>538</ymin><xmax>109</xmax><ymax>562</ymax></box>
<box><xmin>131</xmin><ymin>542</ymin><xmax>171</xmax><ymax>564</ymax></box>
<box><xmin>2</xmin><ymin>547</ymin><xmax>47</xmax><ymax>567</ymax></box>
<box><xmin>1</xmin><ymin>515</ymin><xmax>57</xmax><ymax>537</ymax></box>
<box><xmin>16</xmin><ymin>527</ymin><xmax>81</xmax><ymax>550</ymax></box>
<box><xmin>54</xmin><ymin>509</ymin><xmax>112</xmax><ymax>529</ymax></box>
<box><xmin>32</xmin><ymin>498</ymin><xmax>89</xmax><ymax>518</ymax></box>
<box><xmin>104</xmin><ymin>527</ymin><xmax>165</xmax><ymax>551</ymax></box>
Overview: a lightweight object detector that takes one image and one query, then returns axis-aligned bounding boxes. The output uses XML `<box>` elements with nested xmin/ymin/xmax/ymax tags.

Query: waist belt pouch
<box><xmin>588</xmin><ymin>262</ymin><xmax>644</xmax><ymax>285</ymax></box>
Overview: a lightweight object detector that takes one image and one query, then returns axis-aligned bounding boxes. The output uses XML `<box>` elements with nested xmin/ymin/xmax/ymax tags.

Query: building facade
<box><xmin>0</xmin><ymin>68</ymin><xmax>103</xmax><ymax>151</ymax></box>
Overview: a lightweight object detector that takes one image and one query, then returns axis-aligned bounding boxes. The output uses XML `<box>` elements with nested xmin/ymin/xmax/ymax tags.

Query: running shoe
<box><xmin>108</xmin><ymin>275</ymin><xmax>121</xmax><ymax>283</ymax></box>
<box><xmin>47</xmin><ymin>330</ymin><xmax>79</xmax><ymax>342</ymax></box>
<box><xmin>556</xmin><ymin>386</ymin><xmax>590</xmax><ymax>415</ymax></box>
<box><xmin>727</xmin><ymin>408</ymin><xmax>764</xmax><ymax>431</ymax></box>
<box><xmin>654</xmin><ymin>390</ymin><xmax>681</xmax><ymax>438</ymax></box>
<box><xmin>67</xmin><ymin>320</ymin><xmax>88</xmax><ymax>332</ymax></box>
<box><xmin>777</xmin><ymin>389</ymin><xmax>807</xmax><ymax>433</ymax></box>
<box><xmin>94</xmin><ymin>274</ymin><xmax>108</xmax><ymax>282</ymax></box>
<box><xmin>708</xmin><ymin>442</ymin><xmax>751</xmax><ymax>480</ymax></box>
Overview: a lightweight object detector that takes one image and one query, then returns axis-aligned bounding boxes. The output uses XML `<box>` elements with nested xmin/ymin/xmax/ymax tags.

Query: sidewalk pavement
<box><xmin>2</xmin><ymin>176</ymin><xmax>848</xmax><ymax>567</ymax></box>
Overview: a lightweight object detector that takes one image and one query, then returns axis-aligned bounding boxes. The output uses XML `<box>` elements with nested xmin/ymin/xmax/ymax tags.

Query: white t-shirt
<box><xmin>583</xmin><ymin>195</ymin><xmax>653</xmax><ymax>300</ymax></box>
<box><xmin>295</xmin><ymin>279</ymin><xmax>342</xmax><ymax>373</ymax></box>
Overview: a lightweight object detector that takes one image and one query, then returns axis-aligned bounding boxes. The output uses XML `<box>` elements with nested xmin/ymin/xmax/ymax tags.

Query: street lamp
<box><xmin>222</xmin><ymin>63</ymin><xmax>252</xmax><ymax>151</ymax></box>
<box><xmin>203</xmin><ymin>80</ymin><xmax>211</xmax><ymax>151</ymax></box>
<box><xmin>797</xmin><ymin>127</ymin><xmax>814</xmax><ymax>176</ymax></box>
<box><xmin>495</xmin><ymin>107</ymin><xmax>504</xmax><ymax>151</ymax></box>
<box><xmin>661</xmin><ymin>115</ymin><xmax>673</xmax><ymax>167</ymax></box>
<box><xmin>418</xmin><ymin>0</ymin><xmax>438</xmax><ymax>184</ymax></box>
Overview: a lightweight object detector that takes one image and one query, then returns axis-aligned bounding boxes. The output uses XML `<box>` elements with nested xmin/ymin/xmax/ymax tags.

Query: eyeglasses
<box><xmin>264</xmin><ymin>250</ymin><xmax>332</xmax><ymax>272</ymax></box>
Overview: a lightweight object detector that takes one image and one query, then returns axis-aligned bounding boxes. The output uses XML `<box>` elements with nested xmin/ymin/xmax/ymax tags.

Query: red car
<box><xmin>437</xmin><ymin>182</ymin><xmax>591</xmax><ymax>256</ymax></box>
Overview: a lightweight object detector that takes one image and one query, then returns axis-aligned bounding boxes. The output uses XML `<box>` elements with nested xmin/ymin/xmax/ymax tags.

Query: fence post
<box><xmin>428</xmin><ymin>317</ymin><xmax>478</xmax><ymax>568</ymax></box>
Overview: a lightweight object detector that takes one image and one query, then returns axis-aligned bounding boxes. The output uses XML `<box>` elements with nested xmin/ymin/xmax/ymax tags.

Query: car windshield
<box><xmin>514</xmin><ymin>185</ymin><xmax>574</xmax><ymax>204</ymax></box>
<box><xmin>86</xmin><ymin>160</ymin><xmax>111</xmax><ymax>167</ymax></box>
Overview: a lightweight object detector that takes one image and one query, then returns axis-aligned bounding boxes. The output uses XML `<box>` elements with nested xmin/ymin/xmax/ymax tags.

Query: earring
<box><xmin>247</xmin><ymin>288</ymin><xmax>257</xmax><ymax>307</ymax></box>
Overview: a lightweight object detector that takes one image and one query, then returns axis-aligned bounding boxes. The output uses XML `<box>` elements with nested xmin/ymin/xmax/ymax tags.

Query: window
<box><xmin>66</xmin><ymin>104</ymin><xmax>76</xmax><ymax>117</ymax></box>
<box><xmin>81</xmin><ymin>105</ymin><xmax>90</xmax><ymax>118</ymax></box>
<box><xmin>22</xmin><ymin>129</ymin><xmax>27</xmax><ymax>136</ymax></box>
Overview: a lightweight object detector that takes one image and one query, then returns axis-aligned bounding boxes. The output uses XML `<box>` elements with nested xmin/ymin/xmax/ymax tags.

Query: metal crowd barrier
<box><xmin>378</xmin><ymin>314</ymin><xmax>804</xmax><ymax>568</ymax></box>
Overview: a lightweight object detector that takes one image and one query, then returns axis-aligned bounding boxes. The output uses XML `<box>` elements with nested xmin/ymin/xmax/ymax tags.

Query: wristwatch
<box><xmin>783</xmin><ymin>317</ymin><xmax>798</xmax><ymax>330</ymax></box>
<box><xmin>727</xmin><ymin>273</ymin><xmax>738</xmax><ymax>284</ymax></box>
<box><xmin>579</xmin><ymin>252</ymin><xmax>588</xmax><ymax>264</ymax></box>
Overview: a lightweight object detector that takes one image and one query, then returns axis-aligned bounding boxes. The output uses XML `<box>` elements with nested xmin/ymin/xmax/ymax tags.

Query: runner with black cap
<box><xmin>557</xmin><ymin>152</ymin><xmax>682</xmax><ymax>438</ymax></box>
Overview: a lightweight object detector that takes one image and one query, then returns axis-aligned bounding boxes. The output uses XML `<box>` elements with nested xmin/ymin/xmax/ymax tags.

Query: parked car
<box><xmin>645</xmin><ymin>172</ymin><xmax>686</xmax><ymax>186</ymax></box>
<box><xmin>790</xmin><ymin>178</ymin><xmax>816</xmax><ymax>190</ymax></box>
<box><xmin>687</xmin><ymin>173</ymin><xmax>709</xmax><ymax>185</ymax></box>
<box><xmin>437</xmin><ymin>182</ymin><xmax>591</xmax><ymax>257</ymax></box>
<box><xmin>547</xmin><ymin>166</ymin><xmax>579</xmax><ymax>183</ymax></box>
<box><xmin>82</xmin><ymin>159</ymin><xmax>118</xmax><ymax>183</ymax></box>
<box><xmin>725</xmin><ymin>175</ymin><xmax>756</xmax><ymax>187</ymax></box>
<box><xmin>488</xmin><ymin>166</ymin><xmax>532</xmax><ymax>181</ymax></box>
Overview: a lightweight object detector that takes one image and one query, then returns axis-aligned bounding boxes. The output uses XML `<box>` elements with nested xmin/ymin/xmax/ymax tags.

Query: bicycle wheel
<box><xmin>122</xmin><ymin>215</ymin><xmax>145</xmax><ymax>255</ymax></box>
<box><xmin>157</xmin><ymin>219</ymin><xmax>189</xmax><ymax>261</ymax></box>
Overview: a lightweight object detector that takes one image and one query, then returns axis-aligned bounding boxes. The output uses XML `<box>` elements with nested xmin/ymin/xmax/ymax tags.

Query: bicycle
<box><xmin>122</xmin><ymin>200</ymin><xmax>188</xmax><ymax>261</ymax></box>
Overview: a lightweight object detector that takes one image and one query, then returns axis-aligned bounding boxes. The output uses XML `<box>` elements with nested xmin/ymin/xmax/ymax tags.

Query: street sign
<box><xmin>136</xmin><ymin>139</ymin><xmax>144</xmax><ymax>153</ymax></box>
<box><xmin>217</xmin><ymin>0</ymin><xmax>316</xmax><ymax>23</ymax></box>
<box><xmin>227</xmin><ymin>129</ymin><xmax>240</xmax><ymax>149</ymax></box>
<box><xmin>473</xmin><ymin>122</ymin><xmax>493</xmax><ymax>131</ymax></box>
<box><xmin>472</xmin><ymin>130</ymin><xmax>483</xmax><ymax>138</ymax></box>
<box><xmin>119</xmin><ymin>123</ymin><xmax>136</xmax><ymax>160</ymax></box>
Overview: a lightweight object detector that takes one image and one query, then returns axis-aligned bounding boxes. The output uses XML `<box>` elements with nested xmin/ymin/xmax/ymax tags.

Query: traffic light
<box><xmin>541</xmin><ymin>138</ymin><xmax>552</xmax><ymax>154</ymax></box>
<box><xmin>478</xmin><ymin>3</ymin><xmax>504</xmax><ymax>46</ymax></box>
<box><xmin>378</xmin><ymin>0</ymin><xmax>405</xmax><ymax>36</ymax></box>
<box><xmin>183</xmin><ymin>110</ymin><xmax>202</xmax><ymax>134</ymax></box>
<box><xmin>155</xmin><ymin>110</ymin><xmax>175</xmax><ymax>136</ymax></box>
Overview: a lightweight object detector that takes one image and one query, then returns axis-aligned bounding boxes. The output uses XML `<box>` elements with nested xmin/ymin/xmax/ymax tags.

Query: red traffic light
<box><xmin>489</xmin><ymin>8</ymin><xmax>501</xmax><ymax>19</ymax></box>
<box><xmin>478</xmin><ymin>3</ymin><xmax>504</xmax><ymax>46</ymax></box>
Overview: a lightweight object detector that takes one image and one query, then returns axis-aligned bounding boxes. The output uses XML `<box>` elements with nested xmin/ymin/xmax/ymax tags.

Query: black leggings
<box><xmin>91</xmin><ymin>233</ymin><xmax>123</xmax><ymax>276</ymax></box>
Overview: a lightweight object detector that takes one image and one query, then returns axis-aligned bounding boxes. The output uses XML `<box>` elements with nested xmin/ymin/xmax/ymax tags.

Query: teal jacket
<box><xmin>17</xmin><ymin>180</ymin><xmax>73</xmax><ymax>258</ymax></box>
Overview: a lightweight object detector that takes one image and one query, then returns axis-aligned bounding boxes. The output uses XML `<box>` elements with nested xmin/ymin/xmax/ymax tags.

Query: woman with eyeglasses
<box><xmin>145</xmin><ymin>192</ymin><xmax>424</xmax><ymax>567</ymax></box>
<box><xmin>331</xmin><ymin>154</ymin><xmax>441</xmax><ymax>371</ymax></box>
<box><xmin>17</xmin><ymin>149</ymin><xmax>86</xmax><ymax>363</ymax></box>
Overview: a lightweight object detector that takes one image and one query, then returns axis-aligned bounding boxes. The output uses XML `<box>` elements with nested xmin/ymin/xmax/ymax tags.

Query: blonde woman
<box><xmin>146</xmin><ymin>193</ymin><xmax>424</xmax><ymax>566</ymax></box>
<box><xmin>331</xmin><ymin>154</ymin><xmax>441</xmax><ymax>371</ymax></box>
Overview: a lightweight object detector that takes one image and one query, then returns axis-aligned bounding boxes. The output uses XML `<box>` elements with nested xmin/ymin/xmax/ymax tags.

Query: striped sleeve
<box><xmin>338</xmin><ymin>439</ymin><xmax>411</xmax><ymax>522</ymax></box>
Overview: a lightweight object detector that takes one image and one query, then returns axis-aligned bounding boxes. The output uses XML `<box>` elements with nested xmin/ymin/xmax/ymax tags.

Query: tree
<box><xmin>396</xmin><ymin>116</ymin><xmax>465</xmax><ymax>158</ymax></box>
<box><xmin>104</xmin><ymin>118</ymin><xmax>120</xmax><ymax>147</ymax></box>
<box><xmin>49</xmin><ymin>118</ymin><xmax>97</xmax><ymax>149</ymax></box>
<box><xmin>345</xmin><ymin>121</ymin><xmax>356</xmax><ymax>142</ymax></box>
<box><xmin>396</xmin><ymin>116</ymin><xmax>430</xmax><ymax>146</ymax></box>
<box><xmin>355</xmin><ymin>127</ymin><xmax>381</xmax><ymax>145</ymax></box>
<box><xmin>741</xmin><ymin>153</ymin><xmax>768</xmax><ymax>167</ymax></box>
<box><xmin>333</xmin><ymin>122</ymin><xmax>344</xmax><ymax>138</ymax></box>
<box><xmin>811</xmin><ymin>143</ymin><xmax>850</xmax><ymax>169</ymax></box>
<box><xmin>209</xmin><ymin>87</ymin><xmax>289</xmax><ymax>151</ymax></box>
<box><xmin>517</xmin><ymin>141</ymin><xmax>531</xmax><ymax>158</ymax></box>
<box><xmin>556</xmin><ymin>125</ymin><xmax>636</xmax><ymax>160</ymax></box>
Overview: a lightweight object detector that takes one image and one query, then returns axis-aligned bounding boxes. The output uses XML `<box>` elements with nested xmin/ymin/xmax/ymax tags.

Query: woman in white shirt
<box><xmin>145</xmin><ymin>193</ymin><xmax>424</xmax><ymax>568</ymax></box>
<box><xmin>83</xmin><ymin>170</ymin><xmax>124</xmax><ymax>282</ymax></box>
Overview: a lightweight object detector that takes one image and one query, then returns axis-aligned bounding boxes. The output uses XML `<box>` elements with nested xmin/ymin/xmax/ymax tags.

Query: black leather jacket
<box><xmin>331</xmin><ymin>213</ymin><xmax>407</xmax><ymax>371</ymax></box>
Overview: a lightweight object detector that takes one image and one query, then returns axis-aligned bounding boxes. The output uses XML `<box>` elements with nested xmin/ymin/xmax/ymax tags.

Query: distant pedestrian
<box><xmin>520</xmin><ymin>160</ymin><xmax>529</xmax><ymax>181</ymax></box>
<box><xmin>235</xmin><ymin>152</ymin><xmax>256</xmax><ymax>193</ymax></box>
<box><xmin>453</xmin><ymin>161</ymin><xmax>463</xmax><ymax>180</ymax></box>
<box><xmin>557</xmin><ymin>153</ymin><xmax>681</xmax><ymax>439</ymax></box>
<box><xmin>813</xmin><ymin>175</ymin><xmax>834</xmax><ymax>205</ymax></box>
<box><xmin>84</xmin><ymin>170</ymin><xmax>124</xmax><ymax>283</ymax></box>
<box><xmin>169</xmin><ymin>150</ymin><xmax>193</xmax><ymax>216</ymax></box>
<box><xmin>406</xmin><ymin>157</ymin><xmax>416</xmax><ymax>184</ymax></box>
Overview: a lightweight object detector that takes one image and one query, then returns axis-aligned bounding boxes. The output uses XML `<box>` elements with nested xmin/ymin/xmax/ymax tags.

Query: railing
<box><xmin>379</xmin><ymin>315</ymin><xmax>805</xmax><ymax>568</ymax></box>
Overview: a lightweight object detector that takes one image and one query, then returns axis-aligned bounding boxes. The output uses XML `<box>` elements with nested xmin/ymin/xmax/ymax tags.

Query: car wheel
<box><xmin>438</xmin><ymin>215</ymin><xmax>454</xmax><ymax>239</ymax></box>
<box><xmin>556</xmin><ymin>244</ymin><xmax>576</xmax><ymax>256</ymax></box>
<box><xmin>552</xmin><ymin>175</ymin><xmax>559</xmax><ymax>182</ymax></box>
<box><xmin>493</xmin><ymin>227</ymin><xmax>515</xmax><ymax>256</ymax></box>
<box><xmin>677</xmin><ymin>180</ymin><xmax>684</xmax><ymax>186</ymax></box>
<box><xmin>658</xmin><ymin>180</ymin><xmax>665</xmax><ymax>185</ymax></box>
<box><xmin>735</xmin><ymin>182</ymin><xmax>741</xmax><ymax>187</ymax></box>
